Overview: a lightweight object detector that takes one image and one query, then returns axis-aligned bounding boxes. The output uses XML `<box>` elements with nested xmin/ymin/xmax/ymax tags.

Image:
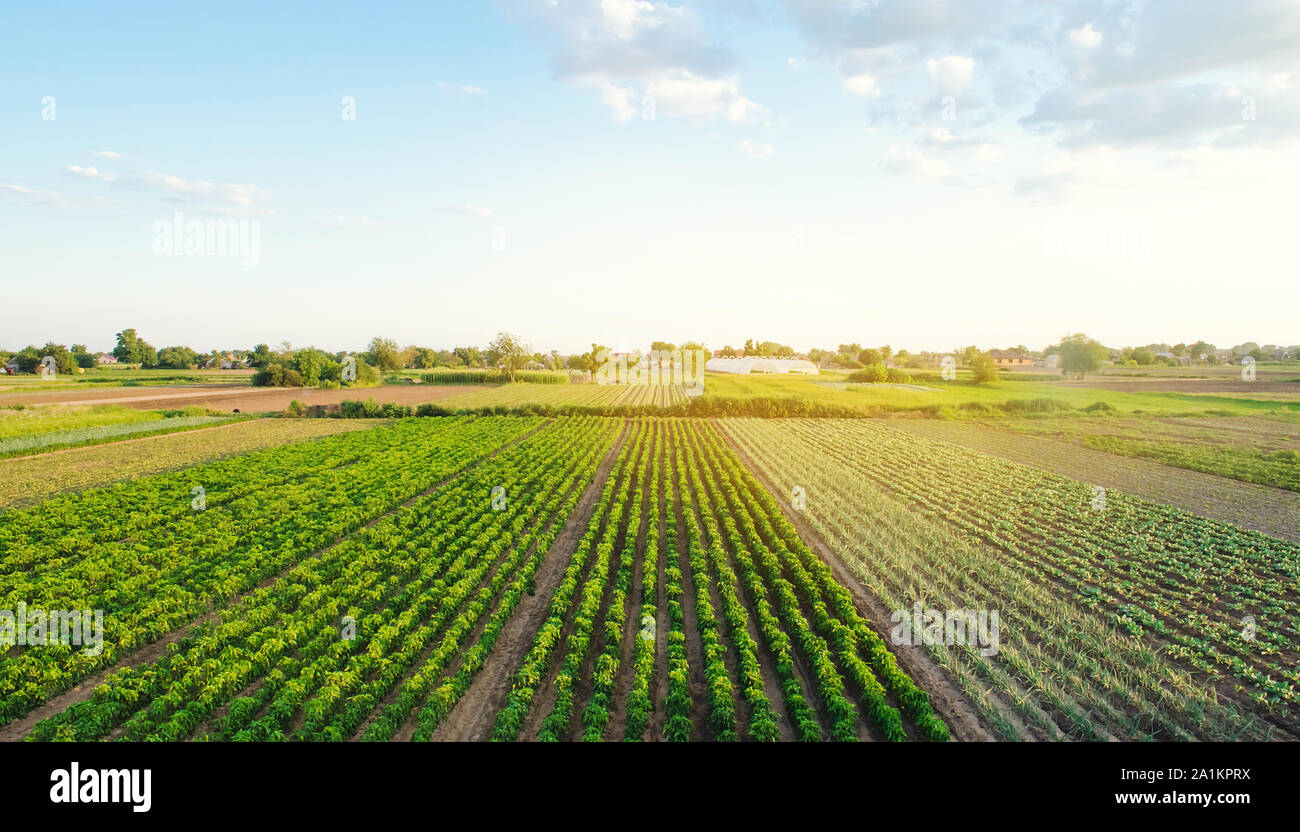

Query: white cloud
<box><xmin>739</xmin><ymin>139</ymin><xmax>774</xmax><ymax>159</ymax></box>
<box><xmin>646</xmin><ymin>72</ymin><xmax>768</xmax><ymax>122</ymax></box>
<box><xmin>1068</xmin><ymin>23</ymin><xmax>1102</xmax><ymax>49</ymax></box>
<box><xmin>1022</xmin><ymin>81</ymin><xmax>1300</xmax><ymax>148</ymax></box>
<box><xmin>841</xmin><ymin>74</ymin><xmax>881</xmax><ymax>98</ymax></box>
<box><xmin>92</xmin><ymin>150</ymin><xmax>121</xmax><ymax>159</ymax></box>
<box><xmin>787</xmin><ymin>57</ymin><xmax>802</xmax><ymax>70</ymax></box>
<box><xmin>140</xmin><ymin>171</ymin><xmax>270</xmax><ymax>207</ymax></box>
<box><xmin>598</xmin><ymin>0</ymin><xmax>683</xmax><ymax>41</ymax></box>
<box><xmin>882</xmin><ymin>145</ymin><xmax>949</xmax><ymax>179</ymax></box>
<box><xmin>438</xmin><ymin>82</ymin><xmax>485</xmax><ymax>95</ymax></box>
<box><xmin>312</xmin><ymin>214</ymin><xmax>379</xmax><ymax>227</ymax></box>
<box><xmin>0</xmin><ymin>184</ymin><xmax>65</xmax><ymax>205</ymax></box>
<box><xmin>926</xmin><ymin>127</ymin><xmax>956</xmax><ymax>144</ymax></box>
<box><xmin>505</xmin><ymin>0</ymin><xmax>763</xmax><ymax>124</ymax></box>
<box><xmin>461</xmin><ymin>203</ymin><xmax>494</xmax><ymax>218</ymax></box>
<box><xmin>975</xmin><ymin>143</ymin><xmax>1004</xmax><ymax>162</ymax></box>
<box><xmin>926</xmin><ymin>55</ymin><xmax>975</xmax><ymax>95</ymax></box>
<box><xmin>64</xmin><ymin>165</ymin><xmax>117</xmax><ymax>182</ymax></box>
<box><xmin>725</xmin><ymin>95</ymin><xmax>769</xmax><ymax>123</ymax></box>
<box><xmin>597</xmin><ymin>80</ymin><xmax>638</xmax><ymax>122</ymax></box>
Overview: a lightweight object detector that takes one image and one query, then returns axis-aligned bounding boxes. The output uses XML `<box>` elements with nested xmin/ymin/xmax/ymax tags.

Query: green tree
<box><xmin>292</xmin><ymin>348</ymin><xmax>330</xmax><ymax>386</ymax></box>
<box><xmin>156</xmin><ymin>345</ymin><xmax>200</xmax><ymax>369</ymax></box>
<box><xmin>857</xmin><ymin>347</ymin><xmax>882</xmax><ymax>366</ymax></box>
<box><xmin>488</xmin><ymin>332</ymin><xmax>530</xmax><ymax>382</ymax></box>
<box><xmin>113</xmin><ymin>328</ymin><xmax>157</xmax><ymax>366</ymax></box>
<box><xmin>72</xmin><ymin>345</ymin><xmax>96</xmax><ymax>369</ymax></box>
<box><xmin>970</xmin><ymin>352</ymin><xmax>999</xmax><ymax>383</ymax></box>
<box><xmin>584</xmin><ymin>343</ymin><xmax>609</xmax><ymax>378</ymax></box>
<box><xmin>410</xmin><ymin>346</ymin><xmax>438</xmax><ymax>369</ymax></box>
<box><xmin>453</xmin><ymin>346</ymin><xmax>483</xmax><ymax>368</ymax></box>
<box><xmin>248</xmin><ymin>343</ymin><xmax>273</xmax><ymax>368</ymax></box>
<box><xmin>13</xmin><ymin>346</ymin><xmax>41</xmax><ymax>374</ymax></box>
<box><xmin>364</xmin><ymin>336</ymin><xmax>402</xmax><ymax>372</ymax></box>
<box><xmin>40</xmin><ymin>342</ymin><xmax>76</xmax><ymax>375</ymax></box>
<box><xmin>1057</xmin><ymin>333</ymin><xmax>1108</xmax><ymax>377</ymax></box>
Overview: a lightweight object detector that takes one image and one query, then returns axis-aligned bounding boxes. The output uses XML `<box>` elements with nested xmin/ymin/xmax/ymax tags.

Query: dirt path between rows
<box><xmin>719</xmin><ymin>427</ymin><xmax>1000</xmax><ymax>743</ymax></box>
<box><xmin>0</xmin><ymin>418</ymin><xmax>550</xmax><ymax>742</ymax></box>
<box><xmin>595</xmin><ymin>447</ymin><xmax>652</xmax><ymax>742</ymax></box>
<box><xmin>430</xmin><ymin>422</ymin><xmax>631</xmax><ymax>742</ymax></box>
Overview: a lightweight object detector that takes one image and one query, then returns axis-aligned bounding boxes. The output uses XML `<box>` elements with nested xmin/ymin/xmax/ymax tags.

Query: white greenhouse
<box><xmin>704</xmin><ymin>357</ymin><xmax>820</xmax><ymax>375</ymax></box>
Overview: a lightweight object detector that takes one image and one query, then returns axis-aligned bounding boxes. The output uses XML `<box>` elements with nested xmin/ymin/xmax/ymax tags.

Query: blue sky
<box><xmin>3</xmin><ymin>1</ymin><xmax>1298</xmax><ymax>354</ymax></box>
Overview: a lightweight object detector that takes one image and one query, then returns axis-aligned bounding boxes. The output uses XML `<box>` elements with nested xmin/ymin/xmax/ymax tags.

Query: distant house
<box><xmin>990</xmin><ymin>349</ymin><xmax>1033</xmax><ymax>368</ymax></box>
<box><xmin>96</xmin><ymin>353</ymin><xmax>117</xmax><ymax>365</ymax></box>
<box><xmin>205</xmin><ymin>352</ymin><xmax>245</xmax><ymax>370</ymax></box>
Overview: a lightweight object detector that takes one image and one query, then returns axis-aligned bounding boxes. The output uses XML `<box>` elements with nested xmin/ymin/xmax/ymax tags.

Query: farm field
<box><xmin>440</xmin><ymin>382</ymin><xmax>688</xmax><ymax>410</ymax></box>
<box><xmin>891</xmin><ymin>419</ymin><xmax>1300</xmax><ymax>543</ymax></box>
<box><xmin>0</xmin><ymin>404</ymin><xmax>172</xmax><ymax>438</ymax></box>
<box><xmin>0</xmin><ymin>368</ymin><xmax>255</xmax><ymax>394</ymax></box>
<box><xmin>719</xmin><ymin>418</ymin><xmax>1299</xmax><ymax>740</ymax></box>
<box><xmin>2</xmin><ymin>412</ymin><xmax>1296</xmax><ymax>743</ymax></box>
<box><xmin>992</xmin><ymin>415</ymin><xmax>1300</xmax><ymax>492</ymax></box>
<box><xmin>699</xmin><ymin>371</ymin><xmax>1300</xmax><ymax>418</ymax></box>
<box><xmin>0</xmin><ymin>415</ymin><xmax>954</xmax><ymax>742</ymax></box>
<box><xmin>0</xmin><ymin>405</ymin><xmax>243</xmax><ymax>459</ymax></box>
<box><xmin>0</xmin><ymin>383</ymin><xmax>484</xmax><ymax>413</ymax></box>
<box><xmin>0</xmin><ymin>418</ymin><xmax>375</xmax><ymax>508</ymax></box>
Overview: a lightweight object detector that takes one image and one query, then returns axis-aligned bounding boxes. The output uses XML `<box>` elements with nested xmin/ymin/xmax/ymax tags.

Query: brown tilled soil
<box><xmin>430</xmin><ymin>422</ymin><xmax>631</xmax><ymax>742</ymax></box>
<box><xmin>0</xmin><ymin>384</ymin><xmax>489</xmax><ymax>412</ymax></box>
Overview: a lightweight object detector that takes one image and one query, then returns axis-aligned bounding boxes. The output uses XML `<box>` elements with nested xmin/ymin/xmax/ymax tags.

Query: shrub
<box><xmin>1001</xmin><ymin>397</ymin><xmax>1072</xmax><ymax>414</ymax></box>
<box><xmin>970</xmin><ymin>353</ymin><xmax>1000</xmax><ymax>383</ymax></box>
<box><xmin>848</xmin><ymin>364</ymin><xmax>888</xmax><ymax>383</ymax></box>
